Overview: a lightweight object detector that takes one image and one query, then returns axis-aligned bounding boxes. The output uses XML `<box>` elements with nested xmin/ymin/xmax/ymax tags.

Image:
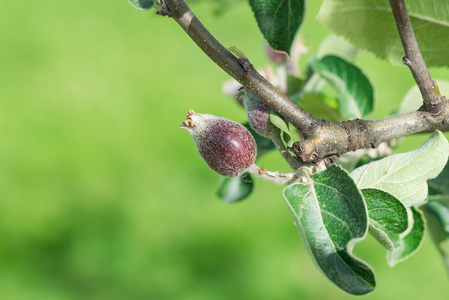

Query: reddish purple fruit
<box><xmin>180</xmin><ymin>109</ymin><xmax>257</xmax><ymax>177</ymax></box>
<box><xmin>243</xmin><ymin>90</ymin><xmax>275</xmax><ymax>138</ymax></box>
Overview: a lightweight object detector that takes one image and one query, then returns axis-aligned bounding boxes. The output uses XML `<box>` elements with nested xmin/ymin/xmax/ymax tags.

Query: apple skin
<box><xmin>181</xmin><ymin>111</ymin><xmax>257</xmax><ymax>177</ymax></box>
<box><xmin>243</xmin><ymin>90</ymin><xmax>276</xmax><ymax>138</ymax></box>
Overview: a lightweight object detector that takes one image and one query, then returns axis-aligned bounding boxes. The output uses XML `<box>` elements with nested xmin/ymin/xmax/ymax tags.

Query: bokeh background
<box><xmin>1</xmin><ymin>0</ymin><xmax>449</xmax><ymax>299</ymax></box>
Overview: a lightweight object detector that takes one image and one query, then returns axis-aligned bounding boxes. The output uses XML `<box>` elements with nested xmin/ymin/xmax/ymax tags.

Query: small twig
<box><xmin>270</xmin><ymin>132</ymin><xmax>302</xmax><ymax>170</ymax></box>
<box><xmin>388</xmin><ymin>0</ymin><xmax>445</xmax><ymax>115</ymax></box>
<box><xmin>247</xmin><ymin>164</ymin><xmax>298</xmax><ymax>185</ymax></box>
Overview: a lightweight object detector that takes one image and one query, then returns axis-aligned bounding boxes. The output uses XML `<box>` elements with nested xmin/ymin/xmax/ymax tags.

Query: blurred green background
<box><xmin>1</xmin><ymin>0</ymin><xmax>449</xmax><ymax>299</ymax></box>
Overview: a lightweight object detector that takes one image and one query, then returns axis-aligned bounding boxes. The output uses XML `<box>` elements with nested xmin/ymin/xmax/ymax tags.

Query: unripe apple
<box><xmin>180</xmin><ymin>109</ymin><xmax>257</xmax><ymax>177</ymax></box>
<box><xmin>243</xmin><ymin>90</ymin><xmax>276</xmax><ymax>138</ymax></box>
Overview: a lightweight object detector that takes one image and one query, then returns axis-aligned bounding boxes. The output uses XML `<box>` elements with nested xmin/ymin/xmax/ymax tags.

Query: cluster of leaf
<box><xmin>217</xmin><ymin>3</ymin><xmax>376</xmax><ymax>201</ymax></box>
<box><xmin>224</xmin><ymin>126</ymin><xmax>449</xmax><ymax>295</ymax></box>
<box><xmin>286</xmin><ymin>132</ymin><xmax>448</xmax><ymax>295</ymax></box>
<box><xmin>126</xmin><ymin>0</ymin><xmax>449</xmax><ymax>295</ymax></box>
<box><xmin>217</xmin><ymin>0</ymin><xmax>449</xmax><ymax>295</ymax></box>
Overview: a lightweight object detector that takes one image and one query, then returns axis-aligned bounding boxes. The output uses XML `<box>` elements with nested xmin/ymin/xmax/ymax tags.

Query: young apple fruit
<box><xmin>181</xmin><ymin>109</ymin><xmax>257</xmax><ymax>177</ymax></box>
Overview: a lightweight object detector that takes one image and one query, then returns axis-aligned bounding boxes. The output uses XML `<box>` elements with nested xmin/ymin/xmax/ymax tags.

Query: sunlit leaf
<box><xmin>283</xmin><ymin>165</ymin><xmax>375</xmax><ymax>295</ymax></box>
<box><xmin>317</xmin><ymin>34</ymin><xmax>361</xmax><ymax>61</ymax></box>
<box><xmin>351</xmin><ymin>131</ymin><xmax>449</xmax><ymax>207</ymax></box>
<box><xmin>317</xmin><ymin>0</ymin><xmax>449</xmax><ymax>67</ymax></box>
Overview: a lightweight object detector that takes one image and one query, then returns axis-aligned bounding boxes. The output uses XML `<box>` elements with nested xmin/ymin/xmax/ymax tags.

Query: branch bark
<box><xmin>162</xmin><ymin>0</ymin><xmax>320</xmax><ymax>137</ymax></box>
<box><xmin>161</xmin><ymin>0</ymin><xmax>449</xmax><ymax>168</ymax></box>
<box><xmin>292</xmin><ymin>110</ymin><xmax>448</xmax><ymax>167</ymax></box>
<box><xmin>388</xmin><ymin>0</ymin><xmax>446</xmax><ymax>115</ymax></box>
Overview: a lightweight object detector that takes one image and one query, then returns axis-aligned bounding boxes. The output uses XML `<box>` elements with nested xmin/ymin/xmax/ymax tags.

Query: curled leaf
<box><xmin>387</xmin><ymin>207</ymin><xmax>426</xmax><ymax>267</ymax></box>
<box><xmin>362</xmin><ymin>188</ymin><xmax>409</xmax><ymax>251</ymax></box>
<box><xmin>284</xmin><ymin>165</ymin><xmax>375</xmax><ymax>295</ymax></box>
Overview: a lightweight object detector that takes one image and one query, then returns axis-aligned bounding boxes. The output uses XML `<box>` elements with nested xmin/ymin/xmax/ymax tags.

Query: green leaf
<box><xmin>216</xmin><ymin>173</ymin><xmax>254</xmax><ymax>203</ymax></box>
<box><xmin>424</xmin><ymin>196</ymin><xmax>449</xmax><ymax>275</ymax></box>
<box><xmin>317</xmin><ymin>0</ymin><xmax>449</xmax><ymax>67</ymax></box>
<box><xmin>399</xmin><ymin>80</ymin><xmax>449</xmax><ymax>114</ymax></box>
<box><xmin>249</xmin><ymin>0</ymin><xmax>305</xmax><ymax>54</ymax></box>
<box><xmin>312</xmin><ymin>55</ymin><xmax>374</xmax><ymax>119</ymax></box>
<box><xmin>428</xmin><ymin>161</ymin><xmax>449</xmax><ymax>195</ymax></box>
<box><xmin>387</xmin><ymin>207</ymin><xmax>426</xmax><ymax>267</ymax></box>
<box><xmin>126</xmin><ymin>0</ymin><xmax>154</xmax><ymax>10</ymax></box>
<box><xmin>426</xmin><ymin>196</ymin><xmax>449</xmax><ymax>235</ymax></box>
<box><xmin>362</xmin><ymin>189</ymin><xmax>409</xmax><ymax>251</ymax></box>
<box><xmin>283</xmin><ymin>165</ymin><xmax>375</xmax><ymax>295</ymax></box>
<box><xmin>291</xmin><ymin>91</ymin><xmax>342</xmax><ymax>122</ymax></box>
<box><xmin>269</xmin><ymin>110</ymin><xmax>292</xmax><ymax>147</ymax></box>
<box><xmin>317</xmin><ymin>34</ymin><xmax>361</xmax><ymax>61</ymax></box>
<box><xmin>350</xmin><ymin>131</ymin><xmax>449</xmax><ymax>207</ymax></box>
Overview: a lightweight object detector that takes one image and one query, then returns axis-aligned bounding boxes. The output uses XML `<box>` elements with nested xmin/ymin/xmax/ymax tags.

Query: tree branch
<box><xmin>162</xmin><ymin>0</ymin><xmax>320</xmax><ymax>137</ymax></box>
<box><xmin>292</xmin><ymin>110</ymin><xmax>449</xmax><ymax>166</ymax></box>
<box><xmin>161</xmin><ymin>0</ymin><xmax>449</xmax><ymax>168</ymax></box>
<box><xmin>388</xmin><ymin>0</ymin><xmax>446</xmax><ymax>115</ymax></box>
